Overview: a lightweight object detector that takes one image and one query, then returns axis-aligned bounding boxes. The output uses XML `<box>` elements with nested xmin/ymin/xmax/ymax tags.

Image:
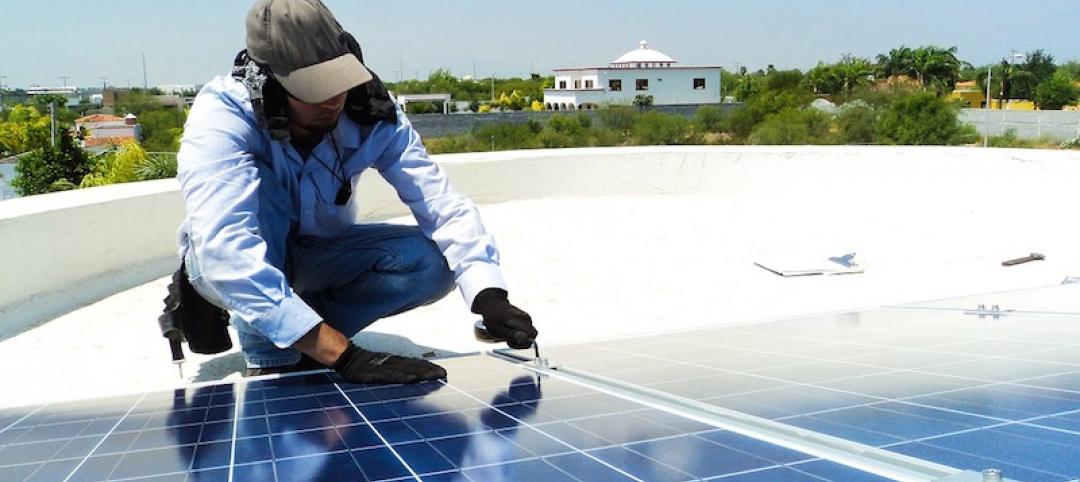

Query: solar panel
<box><xmin>0</xmin><ymin>353</ymin><xmax>889</xmax><ymax>481</ymax></box>
<box><xmin>505</xmin><ymin>308</ymin><xmax>1080</xmax><ymax>481</ymax></box>
<box><xmin>894</xmin><ymin>283</ymin><xmax>1080</xmax><ymax>316</ymax></box>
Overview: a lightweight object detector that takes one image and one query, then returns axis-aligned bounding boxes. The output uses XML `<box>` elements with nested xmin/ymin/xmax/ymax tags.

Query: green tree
<box><xmin>830</xmin><ymin>55</ymin><xmax>875</xmax><ymax>94</ymax></box>
<box><xmin>763</xmin><ymin>70</ymin><xmax>805</xmax><ymax>92</ymax></box>
<box><xmin>806</xmin><ymin>62</ymin><xmax>842</xmax><ymax>95</ymax></box>
<box><xmin>138</xmin><ymin>108</ymin><xmax>186</xmax><ymax>152</ymax></box>
<box><xmin>909</xmin><ymin>46</ymin><xmax>963</xmax><ymax>91</ymax></box>
<box><xmin>12</xmin><ymin>133</ymin><xmax>94</xmax><ymax>195</ymax></box>
<box><xmin>1010</xmin><ymin>50</ymin><xmax>1057</xmax><ymax>100</ymax></box>
<box><xmin>1059</xmin><ymin>61</ymin><xmax>1080</xmax><ymax>81</ymax></box>
<box><xmin>1034</xmin><ymin>72</ymin><xmax>1080</xmax><ymax>110</ymax></box>
<box><xmin>0</xmin><ymin>104</ymin><xmax>51</xmax><ymax>155</ymax></box>
<box><xmin>876</xmin><ymin>92</ymin><xmax>975</xmax><ymax>145</ymax></box>
<box><xmin>875</xmin><ymin>46</ymin><xmax>914</xmax><ymax>79</ymax></box>
<box><xmin>114</xmin><ymin>89</ymin><xmax>166</xmax><ymax>116</ymax></box>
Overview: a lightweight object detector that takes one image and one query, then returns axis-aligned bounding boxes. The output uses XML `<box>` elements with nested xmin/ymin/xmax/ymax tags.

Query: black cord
<box><xmin>308</xmin><ymin>133</ymin><xmax>352</xmax><ymax>206</ymax></box>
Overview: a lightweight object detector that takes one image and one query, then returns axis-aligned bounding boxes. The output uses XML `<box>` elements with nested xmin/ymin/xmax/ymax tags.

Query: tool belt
<box><xmin>157</xmin><ymin>264</ymin><xmax>233</xmax><ymax>363</ymax></box>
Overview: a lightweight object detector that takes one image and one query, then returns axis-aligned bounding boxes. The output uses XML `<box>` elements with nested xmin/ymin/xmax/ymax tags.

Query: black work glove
<box><xmin>472</xmin><ymin>288</ymin><xmax>538</xmax><ymax>349</ymax></box>
<box><xmin>333</xmin><ymin>343</ymin><xmax>446</xmax><ymax>384</ymax></box>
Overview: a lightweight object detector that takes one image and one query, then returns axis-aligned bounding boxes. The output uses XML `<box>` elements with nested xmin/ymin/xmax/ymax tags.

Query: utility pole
<box><xmin>142</xmin><ymin>53</ymin><xmax>149</xmax><ymax>89</ymax></box>
<box><xmin>100</xmin><ymin>77</ymin><xmax>108</xmax><ymax>91</ymax></box>
<box><xmin>0</xmin><ymin>76</ymin><xmax>6</xmax><ymax>113</ymax></box>
<box><xmin>49</xmin><ymin>102</ymin><xmax>56</xmax><ymax>147</ymax></box>
<box><xmin>491</xmin><ymin>74</ymin><xmax>495</xmax><ymax>103</ymax></box>
<box><xmin>59</xmin><ymin>76</ymin><xmax>69</xmax><ymax>88</ymax></box>
<box><xmin>984</xmin><ymin>65</ymin><xmax>992</xmax><ymax>147</ymax></box>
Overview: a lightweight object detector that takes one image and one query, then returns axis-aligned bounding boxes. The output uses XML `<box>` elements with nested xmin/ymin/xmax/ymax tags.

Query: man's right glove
<box><xmin>472</xmin><ymin>288</ymin><xmax>538</xmax><ymax>349</ymax></box>
<box><xmin>333</xmin><ymin>342</ymin><xmax>446</xmax><ymax>384</ymax></box>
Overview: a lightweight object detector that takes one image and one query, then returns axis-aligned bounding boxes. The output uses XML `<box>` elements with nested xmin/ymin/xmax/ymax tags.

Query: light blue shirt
<box><xmin>176</xmin><ymin>76</ymin><xmax>506</xmax><ymax>348</ymax></box>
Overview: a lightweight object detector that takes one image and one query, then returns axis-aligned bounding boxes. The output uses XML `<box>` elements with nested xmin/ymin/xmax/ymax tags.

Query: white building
<box><xmin>543</xmin><ymin>41</ymin><xmax>722</xmax><ymax>110</ymax></box>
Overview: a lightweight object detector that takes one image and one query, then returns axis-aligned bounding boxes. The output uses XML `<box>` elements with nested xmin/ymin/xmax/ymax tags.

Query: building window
<box><xmin>693</xmin><ymin>78</ymin><xmax>706</xmax><ymax>90</ymax></box>
<box><xmin>558</xmin><ymin>80</ymin><xmax>567</xmax><ymax>89</ymax></box>
<box><xmin>574</xmin><ymin>80</ymin><xmax>580</xmax><ymax>89</ymax></box>
<box><xmin>609</xmin><ymin>79</ymin><xmax>622</xmax><ymax>91</ymax></box>
<box><xmin>585</xmin><ymin>80</ymin><xmax>594</xmax><ymax>89</ymax></box>
<box><xmin>636</xmin><ymin>79</ymin><xmax>649</xmax><ymax>91</ymax></box>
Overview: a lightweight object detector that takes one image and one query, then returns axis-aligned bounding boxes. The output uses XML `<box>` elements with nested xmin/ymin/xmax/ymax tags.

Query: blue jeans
<box><xmin>188</xmin><ymin>162</ymin><xmax>455</xmax><ymax>369</ymax></box>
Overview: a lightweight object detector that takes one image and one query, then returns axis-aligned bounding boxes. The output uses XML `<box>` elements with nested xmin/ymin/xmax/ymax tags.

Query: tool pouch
<box><xmin>157</xmin><ymin>264</ymin><xmax>233</xmax><ymax>358</ymax></box>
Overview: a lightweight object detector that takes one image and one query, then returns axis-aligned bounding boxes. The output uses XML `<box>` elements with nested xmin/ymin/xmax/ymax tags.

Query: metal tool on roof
<box><xmin>1001</xmin><ymin>252</ymin><xmax>1044</xmax><ymax>266</ymax></box>
<box><xmin>474</xmin><ymin>319</ymin><xmax>544</xmax><ymax>366</ymax></box>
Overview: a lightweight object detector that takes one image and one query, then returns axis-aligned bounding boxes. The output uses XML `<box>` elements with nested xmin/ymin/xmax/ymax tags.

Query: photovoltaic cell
<box><xmin>507</xmin><ymin>308</ymin><xmax>1080</xmax><ymax>480</ymax></box>
<box><xmin>0</xmin><ymin>353</ymin><xmax>886</xmax><ymax>482</ymax></box>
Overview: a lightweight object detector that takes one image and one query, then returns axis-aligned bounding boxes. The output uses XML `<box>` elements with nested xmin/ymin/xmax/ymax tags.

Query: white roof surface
<box><xmin>610</xmin><ymin>40</ymin><xmax>677</xmax><ymax>65</ymax></box>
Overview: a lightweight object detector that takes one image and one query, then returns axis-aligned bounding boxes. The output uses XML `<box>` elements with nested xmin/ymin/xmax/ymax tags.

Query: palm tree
<box><xmin>834</xmin><ymin>55</ymin><xmax>875</xmax><ymax>94</ymax></box>
<box><xmin>875</xmin><ymin>46</ymin><xmax>914</xmax><ymax>79</ymax></box>
<box><xmin>910</xmin><ymin>46</ymin><xmax>962</xmax><ymax>91</ymax></box>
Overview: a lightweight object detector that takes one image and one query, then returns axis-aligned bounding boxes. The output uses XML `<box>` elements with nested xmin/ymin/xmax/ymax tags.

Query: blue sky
<box><xmin>2</xmin><ymin>0</ymin><xmax>1078</xmax><ymax>88</ymax></box>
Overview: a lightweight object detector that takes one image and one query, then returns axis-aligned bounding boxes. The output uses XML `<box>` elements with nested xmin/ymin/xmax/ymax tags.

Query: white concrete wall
<box><xmin>4</xmin><ymin>146</ymin><xmax>1080</xmax><ymax>336</ymax></box>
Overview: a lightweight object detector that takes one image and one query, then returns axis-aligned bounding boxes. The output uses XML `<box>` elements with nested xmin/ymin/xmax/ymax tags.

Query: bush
<box><xmin>137</xmin><ymin>152</ymin><xmax>178</xmax><ymax>180</ymax></box>
<box><xmin>836</xmin><ymin>104</ymin><xmax>878</xmax><ymax>144</ymax></box>
<box><xmin>12</xmin><ymin>133</ymin><xmax>94</xmax><ymax>196</ymax></box>
<box><xmin>471</xmin><ymin>122</ymin><xmax>542</xmax><ymax>151</ymax></box>
<box><xmin>694</xmin><ymin>106</ymin><xmax>728</xmax><ymax>133</ymax></box>
<box><xmin>80</xmin><ymin>141</ymin><xmax>147</xmax><ymax>187</ymax></box>
<box><xmin>986</xmin><ymin>129</ymin><xmax>1037</xmax><ymax>148</ymax></box>
<box><xmin>749</xmin><ymin>108</ymin><xmax>833</xmax><ymax>145</ymax></box>
<box><xmin>631</xmin><ymin>111</ymin><xmax>695</xmax><ymax>145</ymax></box>
<box><xmin>876</xmin><ymin>92</ymin><xmax>976</xmax><ymax>145</ymax></box>
<box><xmin>597</xmin><ymin>105</ymin><xmax>638</xmax><ymax>133</ymax></box>
<box><xmin>549</xmin><ymin>114</ymin><xmax>591</xmax><ymax>136</ymax></box>
<box><xmin>728</xmin><ymin>90</ymin><xmax>811</xmax><ymax>140</ymax></box>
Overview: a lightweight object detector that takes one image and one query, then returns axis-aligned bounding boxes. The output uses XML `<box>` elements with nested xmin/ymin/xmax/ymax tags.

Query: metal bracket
<box><xmin>963</xmin><ymin>304</ymin><xmax>1013</xmax><ymax>320</ymax></box>
<box><xmin>933</xmin><ymin>468</ymin><xmax>1016</xmax><ymax>482</ymax></box>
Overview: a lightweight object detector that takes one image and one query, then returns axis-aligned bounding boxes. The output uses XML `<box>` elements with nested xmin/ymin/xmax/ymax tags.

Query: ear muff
<box><xmin>339</xmin><ymin>32</ymin><xmax>398</xmax><ymax>126</ymax></box>
<box><xmin>232</xmin><ymin>49</ymin><xmax>291</xmax><ymax>140</ymax></box>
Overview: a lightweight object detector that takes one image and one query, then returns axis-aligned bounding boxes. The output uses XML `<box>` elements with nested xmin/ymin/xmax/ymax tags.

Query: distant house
<box><xmin>543</xmin><ymin>41</ymin><xmax>722</xmax><ymax>110</ymax></box>
<box><xmin>76</xmin><ymin>113</ymin><xmax>140</xmax><ymax>149</ymax></box>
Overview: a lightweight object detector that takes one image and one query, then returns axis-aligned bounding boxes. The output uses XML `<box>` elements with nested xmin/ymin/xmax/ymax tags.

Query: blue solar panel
<box><xmin>517</xmin><ymin>308</ymin><xmax>1080</xmax><ymax>481</ymax></box>
<box><xmin>0</xmin><ymin>353</ymin><xmax>888</xmax><ymax>482</ymax></box>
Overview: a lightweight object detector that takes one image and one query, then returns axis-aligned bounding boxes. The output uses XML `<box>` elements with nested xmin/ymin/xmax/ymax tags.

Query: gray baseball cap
<box><xmin>246</xmin><ymin>0</ymin><xmax>373</xmax><ymax>103</ymax></box>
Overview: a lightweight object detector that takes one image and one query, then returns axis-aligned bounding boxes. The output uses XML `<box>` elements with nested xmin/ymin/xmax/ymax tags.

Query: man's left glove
<box><xmin>472</xmin><ymin>288</ymin><xmax>538</xmax><ymax>349</ymax></box>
